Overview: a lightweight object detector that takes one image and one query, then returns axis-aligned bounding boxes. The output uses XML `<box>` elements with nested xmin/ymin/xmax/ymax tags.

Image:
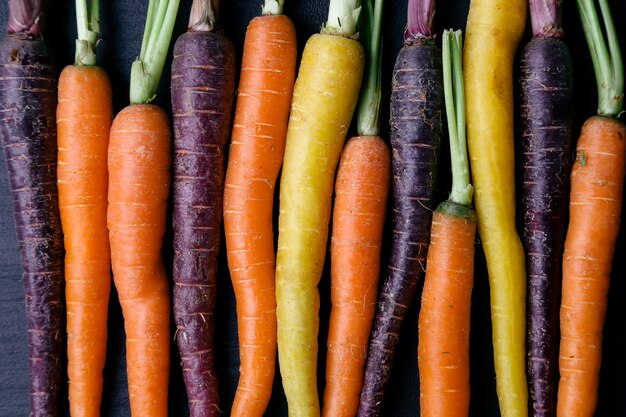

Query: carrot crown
<box><xmin>405</xmin><ymin>0</ymin><xmax>435</xmax><ymax>40</ymax></box>
<box><xmin>356</xmin><ymin>0</ymin><xmax>383</xmax><ymax>136</ymax></box>
<box><xmin>443</xmin><ymin>29</ymin><xmax>472</xmax><ymax>207</ymax></box>
<box><xmin>129</xmin><ymin>0</ymin><xmax>181</xmax><ymax>104</ymax></box>
<box><xmin>263</xmin><ymin>0</ymin><xmax>284</xmax><ymax>15</ymax></box>
<box><xmin>577</xmin><ymin>0</ymin><xmax>623</xmax><ymax>117</ymax></box>
<box><xmin>7</xmin><ymin>0</ymin><xmax>44</xmax><ymax>36</ymax></box>
<box><xmin>75</xmin><ymin>0</ymin><xmax>99</xmax><ymax>66</ymax></box>
<box><xmin>322</xmin><ymin>0</ymin><xmax>362</xmax><ymax>38</ymax></box>
<box><xmin>529</xmin><ymin>0</ymin><xmax>563</xmax><ymax>38</ymax></box>
<box><xmin>189</xmin><ymin>0</ymin><xmax>219</xmax><ymax>31</ymax></box>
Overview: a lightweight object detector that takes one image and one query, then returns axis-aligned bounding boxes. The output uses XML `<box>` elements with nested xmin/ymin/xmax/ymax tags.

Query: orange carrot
<box><xmin>557</xmin><ymin>1</ymin><xmax>624</xmax><ymax>415</ymax></box>
<box><xmin>322</xmin><ymin>136</ymin><xmax>390</xmax><ymax>417</ymax></box>
<box><xmin>107</xmin><ymin>1</ymin><xmax>179</xmax><ymax>415</ymax></box>
<box><xmin>57</xmin><ymin>64</ymin><xmax>112</xmax><ymax>417</ymax></box>
<box><xmin>223</xmin><ymin>5</ymin><xmax>297</xmax><ymax>417</ymax></box>
<box><xmin>57</xmin><ymin>2</ymin><xmax>113</xmax><ymax>414</ymax></box>
<box><xmin>418</xmin><ymin>30</ymin><xmax>476</xmax><ymax>417</ymax></box>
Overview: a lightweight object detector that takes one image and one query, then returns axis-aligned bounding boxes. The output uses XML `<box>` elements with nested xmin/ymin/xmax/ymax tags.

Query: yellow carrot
<box><xmin>463</xmin><ymin>0</ymin><xmax>528</xmax><ymax>416</ymax></box>
<box><xmin>275</xmin><ymin>1</ymin><xmax>364</xmax><ymax>415</ymax></box>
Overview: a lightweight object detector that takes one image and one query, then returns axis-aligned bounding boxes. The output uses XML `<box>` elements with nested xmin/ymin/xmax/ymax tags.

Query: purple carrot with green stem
<box><xmin>357</xmin><ymin>0</ymin><xmax>443</xmax><ymax>414</ymax></box>
<box><xmin>520</xmin><ymin>1</ymin><xmax>573</xmax><ymax>416</ymax></box>
<box><xmin>0</xmin><ymin>1</ymin><xmax>65</xmax><ymax>416</ymax></box>
<box><xmin>171</xmin><ymin>0</ymin><xmax>235</xmax><ymax>415</ymax></box>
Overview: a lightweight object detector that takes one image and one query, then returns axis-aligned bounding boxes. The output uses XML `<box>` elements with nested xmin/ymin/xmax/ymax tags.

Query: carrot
<box><xmin>107</xmin><ymin>1</ymin><xmax>179</xmax><ymax>416</ymax></box>
<box><xmin>0</xmin><ymin>2</ymin><xmax>65</xmax><ymax>415</ymax></box>
<box><xmin>417</xmin><ymin>29</ymin><xmax>476</xmax><ymax>417</ymax></box>
<box><xmin>557</xmin><ymin>1</ymin><xmax>624</xmax><ymax>415</ymax></box>
<box><xmin>321</xmin><ymin>2</ymin><xmax>389</xmax><ymax>416</ymax></box>
<box><xmin>171</xmin><ymin>2</ymin><xmax>236</xmax><ymax>415</ymax></box>
<box><xmin>57</xmin><ymin>1</ymin><xmax>112</xmax><ymax>415</ymax></box>
<box><xmin>463</xmin><ymin>0</ymin><xmax>528</xmax><ymax>415</ymax></box>
<box><xmin>223</xmin><ymin>1</ymin><xmax>297</xmax><ymax>416</ymax></box>
<box><xmin>358</xmin><ymin>0</ymin><xmax>443</xmax><ymax>414</ymax></box>
<box><xmin>275</xmin><ymin>0</ymin><xmax>364</xmax><ymax>414</ymax></box>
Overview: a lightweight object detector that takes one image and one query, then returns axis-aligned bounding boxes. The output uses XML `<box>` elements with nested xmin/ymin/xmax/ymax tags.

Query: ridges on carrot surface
<box><xmin>224</xmin><ymin>11</ymin><xmax>297</xmax><ymax>417</ymax></box>
<box><xmin>57</xmin><ymin>64</ymin><xmax>112</xmax><ymax>417</ymax></box>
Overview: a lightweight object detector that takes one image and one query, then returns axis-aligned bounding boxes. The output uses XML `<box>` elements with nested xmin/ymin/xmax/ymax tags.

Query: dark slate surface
<box><xmin>0</xmin><ymin>0</ymin><xmax>625</xmax><ymax>416</ymax></box>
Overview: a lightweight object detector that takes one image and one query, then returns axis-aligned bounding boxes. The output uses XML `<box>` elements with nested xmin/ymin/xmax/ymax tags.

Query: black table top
<box><xmin>1</xmin><ymin>0</ymin><xmax>625</xmax><ymax>416</ymax></box>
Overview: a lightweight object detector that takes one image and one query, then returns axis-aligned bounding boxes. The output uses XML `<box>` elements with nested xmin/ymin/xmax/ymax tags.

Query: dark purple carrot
<box><xmin>520</xmin><ymin>1</ymin><xmax>573</xmax><ymax>416</ymax></box>
<box><xmin>0</xmin><ymin>1</ymin><xmax>64</xmax><ymax>416</ymax></box>
<box><xmin>171</xmin><ymin>0</ymin><xmax>235</xmax><ymax>415</ymax></box>
<box><xmin>357</xmin><ymin>0</ymin><xmax>443</xmax><ymax>415</ymax></box>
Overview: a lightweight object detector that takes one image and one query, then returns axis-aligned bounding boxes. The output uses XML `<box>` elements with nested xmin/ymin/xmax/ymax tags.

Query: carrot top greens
<box><xmin>7</xmin><ymin>0</ymin><xmax>44</xmax><ymax>36</ymax></box>
<box><xmin>189</xmin><ymin>0</ymin><xmax>218</xmax><ymax>32</ymax></box>
<box><xmin>356</xmin><ymin>0</ymin><xmax>383</xmax><ymax>137</ymax></box>
<box><xmin>130</xmin><ymin>0</ymin><xmax>181</xmax><ymax>104</ymax></box>
<box><xmin>323</xmin><ymin>0</ymin><xmax>362</xmax><ymax>38</ymax></box>
<box><xmin>529</xmin><ymin>0</ymin><xmax>563</xmax><ymax>38</ymax></box>
<box><xmin>406</xmin><ymin>0</ymin><xmax>435</xmax><ymax>40</ymax></box>
<box><xmin>263</xmin><ymin>0</ymin><xmax>284</xmax><ymax>15</ymax></box>
<box><xmin>75</xmin><ymin>0</ymin><xmax>99</xmax><ymax>66</ymax></box>
<box><xmin>442</xmin><ymin>29</ymin><xmax>472</xmax><ymax>207</ymax></box>
<box><xmin>577</xmin><ymin>0</ymin><xmax>623</xmax><ymax>117</ymax></box>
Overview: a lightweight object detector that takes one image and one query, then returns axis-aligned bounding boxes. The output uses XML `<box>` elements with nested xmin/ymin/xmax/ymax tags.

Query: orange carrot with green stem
<box><xmin>107</xmin><ymin>0</ymin><xmax>179</xmax><ymax>415</ymax></box>
<box><xmin>322</xmin><ymin>1</ymin><xmax>390</xmax><ymax>415</ymax></box>
<box><xmin>223</xmin><ymin>0</ymin><xmax>297</xmax><ymax>416</ymax></box>
<box><xmin>557</xmin><ymin>0</ymin><xmax>624</xmax><ymax>415</ymax></box>
<box><xmin>57</xmin><ymin>1</ymin><xmax>112</xmax><ymax>415</ymax></box>
<box><xmin>417</xmin><ymin>29</ymin><xmax>475</xmax><ymax>417</ymax></box>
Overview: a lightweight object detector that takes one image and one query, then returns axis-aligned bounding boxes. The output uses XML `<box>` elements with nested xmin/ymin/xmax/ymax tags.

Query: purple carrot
<box><xmin>171</xmin><ymin>0</ymin><xmax>235</xmax><ymax>415</ymax></box>
<box><xmin>0</xmin><ymin>1</ymin><xmax>64</xmax><ymax>416</ymax></box>
<box><xmin>521</xmin><ymin>1</ymin><xmax>573</xmax><ymax>416</ymax></box>
<box><xmin>357</xmin><ymin>0</ymin><xmax>443</xmax><ymax>415</ymax></box>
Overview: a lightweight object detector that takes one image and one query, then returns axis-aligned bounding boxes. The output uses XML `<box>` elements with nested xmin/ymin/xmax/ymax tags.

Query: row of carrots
<box><xmin>0</xmin><ymin>0</ymin><xmax>623</xmax><ymax>416</ymax></box>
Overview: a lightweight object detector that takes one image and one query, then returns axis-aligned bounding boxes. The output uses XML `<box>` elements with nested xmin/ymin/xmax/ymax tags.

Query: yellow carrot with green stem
<box><xmin>463</xmin><ymin>0</ymin><xmax>528</xmax><ymax>415</ymax></box>
<box><xmin>275</xmin><ymin>0</ymin><xmax>364</xmax><ymax>415</ymax></box>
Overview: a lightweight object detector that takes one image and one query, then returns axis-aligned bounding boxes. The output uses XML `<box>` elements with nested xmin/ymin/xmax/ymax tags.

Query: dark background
<box><xmin>1</xmin><ymin>0</ymin><xmax>625</xmax><ymax>416</ymax></box>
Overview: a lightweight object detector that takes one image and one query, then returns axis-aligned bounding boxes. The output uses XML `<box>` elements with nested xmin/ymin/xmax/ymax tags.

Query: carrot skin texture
<box><xmin>276</xmin><ymin>33</ymin><xmax>364</xmax><ymax>417</ymax></box>
<box><xmin>108</xmin><ymin>104</ymin><xmax>171</xmax><ymax>417</ymax></box>
<box><xmin>520</xmin><ymin>37</ymin><xmax>572</xmax><ymax>417</ymax></box>
<box><xmin>557</xmin><ymin>116</ymin><xmax>626</xmax><ymax>417</ymax></box>
<box><xmin>223</xmin><ymin>14</ymin><xmax>297</xmax><ymax>417</ymax></box>
<box><xmin>171</xmin><ymin>30</ymin><xmax>236</xmax><ymax>417</ymax></box>
<box><xmin>358</xmin><ymin>39</ymin><xmax>443</xmax><ymax>417</ymax></box>
<box><xmin>323</xmin><ymin>136</ymin><xmax>391</xmax><ymax>417</ymax></box>
<box><xmin>463</xmin><ymin>0</ymin><xmax>528</xmax><ymax>414</ymax></box>
<box><xmin>0</xmin><ymin>34</ymin><xmax>64</xmax><ymax>417</ymax></box>
<box><xmin>418</xmin><ymin>202</ymin><xmax>476</xmax><ymax>417</ymax></box>
<box><xmin>57</xmin><ymin>65</ymin><xmax>113</xmax><ymax>417</ymax></box>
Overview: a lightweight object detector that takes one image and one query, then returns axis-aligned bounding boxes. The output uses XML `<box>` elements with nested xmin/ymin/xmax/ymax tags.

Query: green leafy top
<box><xmin>322</xmin><ymin>0</ymin><xmax>361</xmax><ymax>38</ymax></box>
<box><xmin>75</xmin><ymin>0</ymin><xmax>99</xmax><ymax>66</ymax></box>
<box><xmin>263</xmin><ymin>0</ymin><xmax>284</xmax><ymax>15</ymax></box>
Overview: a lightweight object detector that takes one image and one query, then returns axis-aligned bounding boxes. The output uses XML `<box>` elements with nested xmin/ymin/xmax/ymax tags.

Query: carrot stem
<box><xmin>405</xmin><ymin>0</ymin><xmax>434</xmax><ymax>40</ymax></box>
<box><xmin>576</xmin><ymin>0</ymin><xmax>623</xmax><ymax>117</ymax></box>
<box><xmin>443</xmin><ymin>29</ymin><xmax>472</xmax><ymax>207</ymax></box>
<box><xmin>323</xmin><ymin>0</ymin><xmax>362</xmax><ymax>37</ymax></box>
<box><xmin>189</xmin><ymin>0</ymin><xmax>219</xmax><ymax>31</ymax></box>
<box><xmin>130</xmin><ymin>0</ymin><xmax>181</xmax><ymax>104</ymax></box>
<box><xmin>7</xmin><ymin>0</ymin><xmax>44</xmax><ymax>36</ymax></box>
<box><xmin>75</xmin><ymin>0</ymin><xmax>99</xmax><ymax>66</ymax></box>
<box><xmin>356</xmin><ymin>0</ymin><xmax>383</xmax><ymax>137</ymax></box>
<box><xmin>263</xmin><ymin>0</ymin><xmax>284</xmax><ymax>15</ymax></box>
<box><xmin>529</xmin><ymin>0</ymin><xmax>562</xmax><ymax>38</ymax></box>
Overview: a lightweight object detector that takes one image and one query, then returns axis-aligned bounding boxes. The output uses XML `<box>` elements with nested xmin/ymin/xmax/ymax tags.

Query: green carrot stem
<box><xmin>263</xmin><ymin>0</ymin><xmax>284</xmax><ymax>15</ymax></box>
<box><xmin>7</xmin><ymin>0</ymin><xmax>44</xmax><ymax>36</ymax></box>
<box><xmin>189</xmin><ymin>0</ymin><xmax>219</xmax><ymax>31</ymax></box>
<box><xmin>75</xmin><ymin>0</ymin><xmax>99</xmax><ymax>66</ymax></box>
<box><xmin>443</xmin><ymin>29</ymin><xmax>472</xmax><ymax>207</ymax></box>
<box><xmin>405</xmin><ymin>0</ymin><xmax>435</xmax><ymax>40</ymax></box>
<box><xmin>322</xmin><ymin>0</ymin><xmax>362</xmax><ymax>38</ymax></box>
<box><xmin>529</xmin><ymin>0</ymin><xmax>563</xmax><ymax>38</ymax></box>
<box><xmin>356</xmin><ymin>0</ymin><xmax>383</xmax><ymax>137</ymax></box>
<box><xmin>576</xmin><ymin>0</ymin><xmax>623</xmax><ymax>117</ymax></box>
<box><xmin>130</xmin><ymin>0</ymin><xmax>181</xmax><ymax>104</ymax></box>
